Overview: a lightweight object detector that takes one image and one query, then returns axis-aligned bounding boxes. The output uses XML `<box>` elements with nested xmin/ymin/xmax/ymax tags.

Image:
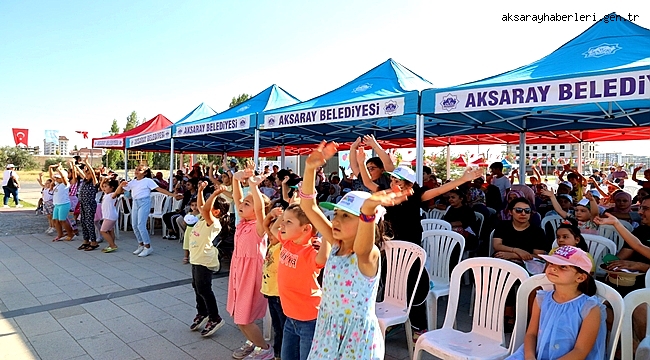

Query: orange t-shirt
<box><xmin>277</xmin><ymin>235</ymin><xmax>324</xmax><ymax>321</ymax></box>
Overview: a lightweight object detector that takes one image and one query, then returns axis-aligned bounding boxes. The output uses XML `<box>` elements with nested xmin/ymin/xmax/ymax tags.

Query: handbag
<box><xmin>6</xmin><ymin>171</ymin><xmax>18</xmax><ymax>188</ymax></box>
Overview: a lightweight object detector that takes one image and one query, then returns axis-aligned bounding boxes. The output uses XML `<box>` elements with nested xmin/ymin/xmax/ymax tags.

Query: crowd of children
<box><xmin>32</xmin><ymin>140</ymin><xmax>650</xmax><ymax>360</ymax></box>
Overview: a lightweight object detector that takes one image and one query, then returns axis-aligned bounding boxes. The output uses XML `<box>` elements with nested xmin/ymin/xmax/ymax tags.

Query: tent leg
<box><xmin>446</xmin><ymin>144</ymin><xmax>451</xmax><ymax>181</ymax></box>
<box><xmin>280</xmin><ymin>145</ymin><xmax>286</xmax><ymax>169</ymax></box>
<box><xmin>168</xmin><ymin>139</ymin><xmax>175</xmax><ymax>192</ymax></box>
<box><xmin>577</xmin><ymin>142</ymin><xmax>583</xmax><ymax>175</ymax></box>
<box><xmin>518</xmin><ymin>132</ymin><xmax>526</xmax><ymax>185</ymax></box>
<box><xmin>124</xmin><ymin>149</ymin><xmax>128</xmax><ymax>180</ymax></box>
<box><xmin>416</xmin><ymin>115</ymin><xmax>424</xmax><ymax>184</ymax></box>
<box><xmin>254</xmin><ymin>129</ymin><xmax>260</xmax><ymax>170</ymax></box>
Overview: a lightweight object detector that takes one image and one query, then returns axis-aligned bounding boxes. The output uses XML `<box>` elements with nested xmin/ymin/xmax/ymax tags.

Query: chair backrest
<box><xmin>488</xmin><ymin>229</ymin><xmax>496</xmax><ymax>257</ymax></box>
<box><xmin>443</xmin><ymin>257</ymin><xmax>529</xmax><ymax>345</ymax></box>
<box><xmin>621</xmin><ymin>288</ymin><xmax>650</xmax><ymax>360</ymax></box>
<box><xmin>150</xmin><ymin>193</ymin><xmax>170</xmax><ymax>216</ymax></box>
<box><xmin>421</xmin><ymin>230</ymin><xmax>465</xmax><ymax>284</ymax></box>
<box><xmin>171</xmin><ymin>197</ymin><xmax>184</xmax><ymax>212</ymax></box>
<box><xmin>427</xmin><ymin>208</ymin><xmax>447</xmax><ymax>220</ymax></box>
<box><xmin>474</xmin><ymin>211</ymin><xmax>484</xmax><ymax>237</ymax></box>
<box><xmin>541</xmin><ymin>214</ymin><xmax>563</xmax><ymax>235</ymax></box>
<box><xmin>598</xmin><ymin>225</ymin><xmax>626</xmax><ymax>252</ymax></box>
<box><xmin>381</xmin><ymin>240</ymin><xmax>427</xmax><ymax>312</ymax></box>
<box><xmin>511</xmin><ymin>274</ymin><xmax>624</xmax><ymax>360</ymax></box>
<box><xmin>420</xmin><ymin>219</ymin><xmax>452</xmax><ymax>232</ymax></box>
<box><xmin>116</xmin><ymin>195</ymin><xmax>131</xmax><ymax>214</ymax></box>
<box><xmin>487</xmin><ymin>207</ymin><xmax>497</xmax><ymax>216</ymax></box>
<box><xmin>582</xmin><ymin>234</ymin><xmax>617</xmax><ymax>269</ymax></box>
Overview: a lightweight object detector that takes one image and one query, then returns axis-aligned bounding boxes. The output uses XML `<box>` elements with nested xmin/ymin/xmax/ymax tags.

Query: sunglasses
<box><xmin>513</xmin><ymin>207</ymin><xmax>532</xmax><ymax>214</ymax></box>
<box><xmin>366</xmin><ymin>166</ymin><xmax>379</xmax><ymax>171</ymax></box>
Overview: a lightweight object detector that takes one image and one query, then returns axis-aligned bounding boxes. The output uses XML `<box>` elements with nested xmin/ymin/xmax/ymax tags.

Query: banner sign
<box><xmin>174</xmin><ymin>115</ymin><xmax>250</xmax><ymax>138</ymax></box>
<box><xmin>263</xmin><ymin>98</ymin><xmax>405</xmax><ymax>129</ymax></box>
<box><xmin>128</xmin><ymin>128</ymin><xmax>171</xmax><ymax>148</ymax></box>
<box><xmin>93</xmin><ymin>138</ymin><xmax>124</xmax><ymax>148</ymax></box>
<box><xmin>12</xmin><ymin>128</ymin><xmax>28</xmax><ymax>147</ymax></box>
<box><xmin>434</xmin><ymin>69</ymin><xmax>650</xmax><ymax>113</ymax></box>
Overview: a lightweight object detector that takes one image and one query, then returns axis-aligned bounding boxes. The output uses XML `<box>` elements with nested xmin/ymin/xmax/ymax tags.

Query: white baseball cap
<box><xmin>386</xmin><ymin>166</ymin><xmax>416</xmax><ymax>183</ymax></box>
<box><xmin>6</xmin><ymin>164</ymin><xmax>14</xmax><ymax>169</ymax></box>
<box><xmin>320</xmin><ymin>191</ymin><xmax>386</xmax><ymax>223</ymax></box>
<box><xmin>559</xmin><ymin>181</ymin><xmax>573</xmax><ymax>190</ymax></box>
<box><xmin>183</xmin><ymin>214</ymin><xmax>199</xmax><ymax>226</ymax></box>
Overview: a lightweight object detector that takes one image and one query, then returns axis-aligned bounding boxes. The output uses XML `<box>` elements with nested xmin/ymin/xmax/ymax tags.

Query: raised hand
<box><xmin>197</xmin><ymin>181</ymin><xmax>208</xmax><ymax>192</ymax></box>
<box><xmin>305</xmin><ymin>140</ymin><xmax>339</xmax><ymax>168</ymax></box>
<box><xmin>281</xmin><ymin>176</ymin><xmax>290</xmax><ymax>185</ymax></box>
<box><xmin>593</xmin><ymin>213</ymin><xmax>618</xmax><ymax>226</ymax></box>
<box><xmin>585</xmin><ymin>191</ymin><xmax>594</xmax><ymax>201</ymax></box>
<box><xmin>350</xmin><ymin>137</ymin><xmax>361</xmax><ymax>149</ymax></box>
<box><xmin>461</xmin><ymin>167</ymin><xmax>484</xmax><ymax>182</ymax></box>
<box><xmin>248</xmin><ymin>174</ymin><xmax>268</xmax><ymax>187</ymax></box>
<box><xmin>360</xmin><ymin>184</ymin><xmax>413</xmax><ymax>214</ymax></box>
<box><xmin>635</xmin><ymin>165</ymin><xmax>643</xmax><ymax>171</ymax></box>
<box><xmin>362</xmin><ymin>134</ymin><xmax>380</xmax><ymax>149</ymax></box>
<box><xmin>540</xmin><ymin>188</ymin><xmax>555</xmax><ymax>198</ymax></box>
<box><xmin>355</xmin><ymin>146</ymin><xmax>367</xmax><ymax>165</ymax></box>
<box><xmin>233</xmin><ymin>170</ymin><xmax>251</xmax><ymax>182</ymax></box>
<box><xmin>269</xmin><ymin>207</ymin><xmax>283</xmax><ymax>218</ymax></box>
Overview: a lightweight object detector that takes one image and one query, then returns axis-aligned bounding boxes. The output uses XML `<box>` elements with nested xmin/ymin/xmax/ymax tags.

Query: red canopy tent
<box><xmin>453</xmin><ymin>156</ymin><xmax>467</xmax><ymax>167</ymax></box>
<box><xmin>92</xmin><ymin>114</ymin><xmax>172</xmax><ymax>150</ymax></box>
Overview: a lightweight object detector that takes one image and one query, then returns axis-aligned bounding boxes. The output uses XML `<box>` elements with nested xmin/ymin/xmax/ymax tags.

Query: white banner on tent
<box><xmin>93</xmin><ymin>138</ymin><xmax>124</xmax><ymax>148</ymax></box>
<box><xmin>263</xmin><ymin>97</ymin><xmax>405</xmax><ymax>129</ymax></box>
<box><xmin>127</xmin><ymin>128</ymin><xmax>172</xmax><ymax>148</ymax></box>
<box><xmin>434</xmin><ymin>69</ymin><xmax>650</xmax><ymax>113</ymax></box>
<box><xmin>174</xmin><ymin>115</ymin><xmax>250</xmax><ymax>137</ymax></box>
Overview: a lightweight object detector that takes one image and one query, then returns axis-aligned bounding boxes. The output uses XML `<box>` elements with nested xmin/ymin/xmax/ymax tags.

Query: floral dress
<box><xmin>307</xmin><ymin>246</ymin><xmax>384</xmax><ymax>359</ymax></box>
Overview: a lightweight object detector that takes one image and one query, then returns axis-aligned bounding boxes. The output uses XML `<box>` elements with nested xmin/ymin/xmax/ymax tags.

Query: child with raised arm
<box><xmin>188</xmin><ymin>181</ymin><xmax>229</xmax><ymax>337</ymax></box>
<box><xmin>262</xmin><ymin>207</ymin><xmax>287</xmax><ymax>360</ymax></box>
<box><xmin>99</xmin><ymin>178</ymin><xmax>121</xmax><ymax>253</ymax></box>
<box><xmin>37</xmin><ymin>173</ymin><xmax>55</xmax><ymax>234</ymax></box>
<box><xmin>507</xmin><ymin>246</ymin><xmax>606</xmax><ymax>360</ymax></box>
<box><xmin>300</xmin><ymin>141</ymin><xmax>412</xmax><ymax>359</ymax></box>
<box><xmin>228</xmin><ymin>164</ymin><xmax>273</xmax><ymax>359</ymax></box>
<box><xmin>49</xmin><ymin>163</ymin><xmax>75</xmax><ymax>241</ymax></box>
<box><xmin>275</xmin><ymin>200</ymin><xmax>330</xmax><ymax>360</ymax></box>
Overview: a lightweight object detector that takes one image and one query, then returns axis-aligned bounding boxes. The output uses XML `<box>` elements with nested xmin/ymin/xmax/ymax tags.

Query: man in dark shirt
<box><xmin>492</xmin><ymin>197</ymin><xmax>548</xmax><ymax>262</ymax></box>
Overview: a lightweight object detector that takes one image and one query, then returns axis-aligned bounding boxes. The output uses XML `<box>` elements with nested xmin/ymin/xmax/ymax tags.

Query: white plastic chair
<box><xmin>421</xmin><ymin>230</ymin><xmax>465</xmax><ymax>331</ymax></box>
<box><xmin>420</xmin><ymin>219</ymin><xmax>452</xmax><ymax>232</ymax></box>
<box><xmin>171</xmin><ymin>197</ymin><xmax>184</xmax><ymax>212</ymax></box>
<box><xmin>598</xmin><ymin>224</ymin><xmax>632</xmax><ymax>252</ymax></box>
<box><xmin>427</xmin><ymin>208</ymin><xmax>447</xmax><ymax>220</ymax></box>
<box><xmin>148</xmin><ymin>193</ymin><xmax>171</xmax><ymax>235</ymax></box>
<box><xmin>583</xmin><ymin>234</ymin><xmax>618</xmax><ymax>277</ymax></box>
<box><xmin>511</xmin><ymin>274</ymin><xmax>624</xmax><ymax>360</ymax></box>
<box><xmin>488</xmin><ymin>229</ymin><xmax>496</xmax><ymax>257</ymax></box>
<box><xmin>116</xmin><ymin>195</ymin><xmax>132</xmax><ymax>231</ymax></box>
<box><xmin>414</xmin><ymin>257</ymin><xmax>530</xmax><ymax>360</ymax></box>
<box><xmin>376</xmin><ymin>240</ymin><xmax>426</xmax><ymax>360</ymax></box>
<box><xmin>540</xmin><ymin>214</ymin><xmax>563</xmax><ymax>235</ymax></box>
<box><xmin>621</xmin><ymin>288</ymin><xmax>650</xmax><ymax>360</ymax></box>
<box><xmin>474</xmin><ymin>211</ymin><xmax>484</xmax><ymax>238</ymax></box>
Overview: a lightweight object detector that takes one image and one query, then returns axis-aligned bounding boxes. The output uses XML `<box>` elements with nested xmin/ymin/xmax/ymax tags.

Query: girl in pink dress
<box><xmin>228</xmin><ymin>165</ymin><xmax>274</xmax><ymax>359</ymax></box>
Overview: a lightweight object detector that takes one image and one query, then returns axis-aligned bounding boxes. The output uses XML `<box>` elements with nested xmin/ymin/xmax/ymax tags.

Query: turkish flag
<box><xmin>76</xmin><ymin>130</ymin><xmax>89</xmax><ymax>139</ymax></box>
<box><xmin>12</xmin><ymin>128</ymin><xmax>28</xmax><ymax>146</ymax></box>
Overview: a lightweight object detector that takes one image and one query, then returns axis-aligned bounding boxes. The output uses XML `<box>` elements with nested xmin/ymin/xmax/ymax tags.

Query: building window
<box><xmin>526</xmin><ymin>146</ymin><xmax>529</xmax><ymax>151</ymax></box>
<box><xmin>559</xmin><ymin>152</ymin><xmax>565</xmax><ymax>157</ymax></box>
<box><xmin>542</xmin><ymin>146</ymin><xmax>547</xmax><ymax>150</ymax></box>
<box><xmin>532</xmin><ymin>146</ymin><xmax>538</xmax><ymax>150</ymax></box>
<box><xmin>560</xmin><ymin>145</ymin><xmax>565</xmax><ymax>149</ymax></box>
<box><xmin>551</xmin><ymin>146</ymin><xmax>556</xmax><ymax>150</ymax></box>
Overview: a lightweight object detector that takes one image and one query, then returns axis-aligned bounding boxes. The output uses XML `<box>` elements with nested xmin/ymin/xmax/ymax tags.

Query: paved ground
<box><xmin>0</xmin><ymin>208</ymin><xmax>475</xmax><ymax>359</ymax></box>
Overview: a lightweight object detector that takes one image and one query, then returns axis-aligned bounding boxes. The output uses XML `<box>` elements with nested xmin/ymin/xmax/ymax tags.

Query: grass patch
<box><xmin>2</xmin><ymin>200</ymin><xmax>36</xmax><ymax>208</ymax></box>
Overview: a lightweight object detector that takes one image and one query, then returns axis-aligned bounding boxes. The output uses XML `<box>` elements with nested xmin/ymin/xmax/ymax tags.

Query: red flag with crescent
<box><xmin>76</xmin><ymin>130</ymin><xmax>89</xmax><ymax>139</ymax></box>
<box><xmin>12</xmin><ymin>128</ymin><xmax>28</xmax><ymax>146</ymax></box>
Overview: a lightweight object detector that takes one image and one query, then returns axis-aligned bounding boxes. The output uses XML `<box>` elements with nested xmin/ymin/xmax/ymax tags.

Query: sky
<box><xmin>1</xmin><ymin>0</ymin><xmax>649</xmax><ymax>157</ymax></box>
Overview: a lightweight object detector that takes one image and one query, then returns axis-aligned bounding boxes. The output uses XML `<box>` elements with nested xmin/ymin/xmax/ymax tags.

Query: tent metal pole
<box><xmin>518</xmin><ymin>133</ymin><xmax>526</xmax><ymax>185</ymax></box>
<box><xmin>253</xmin><ymin>129</ymin><xmax>260</xmax><ymax>170</ymax></box>
<box><xmin>446</xmin><ymin>144</ymin><xmax>451</xmax><ymax>181</ymax></box>
<box><xmin>577</xmin><ymin>142</ymin><xmax>583</xmax><ymax>175</ymax></box>
<box><xmin>280</xmin><ymin>145</ymin><xmax>286</xmax><ymax>169</ymax></box>
<box><xmin>168</xmin><ymin>138</ymin><xmax>175</xmax><ymax>192</ymax></box>
<box><xmin>124</xmin><ymin>149</ymin><xmax>128</xmax><ymax>180</ymax></box>
<box><xmin>416</xmin><ymin>114</ymin><xmax>424</xmax><ymax>184</ymax></box>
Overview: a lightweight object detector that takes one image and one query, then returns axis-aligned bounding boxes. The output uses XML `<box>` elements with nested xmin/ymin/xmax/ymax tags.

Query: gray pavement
<box><xmin>0</xmin><ymin>209</ymin><xmax>471</xmax><ymax>359</ymax></box>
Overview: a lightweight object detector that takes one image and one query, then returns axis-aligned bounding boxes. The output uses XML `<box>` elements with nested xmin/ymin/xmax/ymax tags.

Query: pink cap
<box><xmin>539</xmin><ymin>246</ymin><xmax>592</xmax><ymax>274</ymax></box>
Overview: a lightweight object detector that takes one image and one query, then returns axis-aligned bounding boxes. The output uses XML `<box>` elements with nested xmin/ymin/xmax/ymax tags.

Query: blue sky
<box><xmin>1</xmin><ymin>0</ymin><xmax>648</xmax><ymax>155</ymax></box>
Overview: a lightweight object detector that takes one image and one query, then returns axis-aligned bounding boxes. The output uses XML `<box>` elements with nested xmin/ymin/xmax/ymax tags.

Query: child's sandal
<box><xmin>78</xmin><ymin>243</ymin><xmax>90</xmax><ymax>250</ymax></box>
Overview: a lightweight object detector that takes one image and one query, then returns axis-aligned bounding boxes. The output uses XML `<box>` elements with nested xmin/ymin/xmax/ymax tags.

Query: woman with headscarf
<box><xmin>604</xmin><ymin>191</ymin><xmax>637</xmax><ymax>224</ymax></box>
<box><xmin>325</xmin><ymin>183</ymin><xmax>341</xmax><ymax>203</ymax></box>
<box><xmin>498</xmin><ymin>190</ymin><xmax>525</xmax><ymax>221</ymax></box>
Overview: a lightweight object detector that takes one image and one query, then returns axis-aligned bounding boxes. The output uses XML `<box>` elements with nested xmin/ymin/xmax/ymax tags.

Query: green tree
<box><xmin>104</xmin><ymin>119</ymin><xmax>124</xmax><ymax>169</ymax></box>
<box><xmin>430</xmin><ymin>149</ymin><xmax>461</xmax><ymax>181</ymax></box>
<box><xmin>0</xmin><ymin>146</ymin><xmax>38</xmax><ymax>170</ymax></box>
<box><xmin>229</xmin><ymin>94</ymin><xmax>251</xmax><ymax>108</ymax></box>
<box><xmin>43</xmin><ymin>157</ymin><xmax>66</xmax><ymax>172</ymax></box>
<box><xmin>110</xmin><ymin>119</ymin><xmax>120</xmax><ymax>135</ymax></box>
<box><xmin>124</xmin><ymin>111</ymin><xmax>138</xmax><ymax>132</ymax></box>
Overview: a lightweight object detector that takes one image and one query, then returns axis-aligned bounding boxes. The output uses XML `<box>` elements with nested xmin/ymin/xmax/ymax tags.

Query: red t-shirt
<box><xmin>277</xmin><ymin>235</ymin><xmax>324</xmax><ymax>321</ymax></box>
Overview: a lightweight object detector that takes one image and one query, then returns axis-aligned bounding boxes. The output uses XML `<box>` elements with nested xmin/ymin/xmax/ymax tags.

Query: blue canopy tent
<box><xmin>169</xmin><ymin>85</ymin><xmax>300</xmax><ymax>157</ymax></box>
<box><xmin>420</xmin><ymin>13</ymin><xmax>650</xmax><ymax>180</ymax></box>
<box><xmin>260</xmin><ymin>58</ymin><xmax>432</xmax><ymax>179</ymax></box>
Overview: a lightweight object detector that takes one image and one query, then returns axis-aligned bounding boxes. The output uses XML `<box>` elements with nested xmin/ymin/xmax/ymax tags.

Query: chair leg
<box><xmin>405</xmin><ymin>319</ymin><xmax>414</xmax><ymax>360</ymax></box>
<box><xmin>426</xmin><ymin>295</ymin><xmax>438</xmax><ymax>331</ymax></box>
<box><xmin>413</xmin><ymin>345</ymin><xmax>423</xmax><ymax>360</ymax></box>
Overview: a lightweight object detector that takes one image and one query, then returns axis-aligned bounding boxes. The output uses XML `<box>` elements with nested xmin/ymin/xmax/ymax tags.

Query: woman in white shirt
<box><xmin>119</xmin><ymin>165</ymin><xmax>182</xmax><ymax>257</ymax></box>
<box><xmin>2</xmin><ymin>164</ymin><xmax>21</xmax><ymax>208</ymax></box>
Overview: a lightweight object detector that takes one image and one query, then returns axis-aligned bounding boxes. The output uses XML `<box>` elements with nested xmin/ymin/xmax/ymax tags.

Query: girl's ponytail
<box><xmin>213</xmin><ymin>196</ymin><xmax>231</xmax><ymax>238</ymax></box>
<box><xmin>577</xmin><ymin>269</ymin><xmax>597</xmax><ymax>296</ymax></box>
